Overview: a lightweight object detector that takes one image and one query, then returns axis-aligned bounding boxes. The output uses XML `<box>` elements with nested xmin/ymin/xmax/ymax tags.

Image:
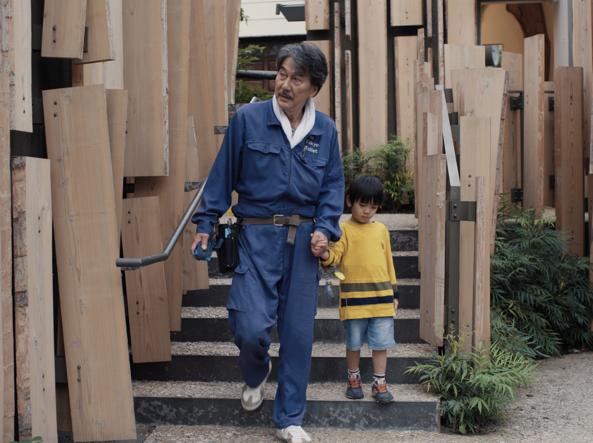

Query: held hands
<box><xmin>310</xmin><ymin>231</ymin><xmax>329</xmax><ymax>258</ymax></box>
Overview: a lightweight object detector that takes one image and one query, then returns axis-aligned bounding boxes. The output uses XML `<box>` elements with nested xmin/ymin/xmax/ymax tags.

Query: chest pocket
<box><xmin>292</xmin><ymin>149</ymin><xmax>329</xmax><ymax>200</ymax></box>
<box><xmin>242</xmin><ymin>141</ymin><xmax>286</xmax><ymax>194</ymax></box>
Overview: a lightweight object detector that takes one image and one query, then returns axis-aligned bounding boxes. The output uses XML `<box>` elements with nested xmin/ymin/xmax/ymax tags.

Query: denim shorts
<box><xmin>343</xmin><ymin>317</ymin><xmax>395</xmax><ymax>351</ymax></box>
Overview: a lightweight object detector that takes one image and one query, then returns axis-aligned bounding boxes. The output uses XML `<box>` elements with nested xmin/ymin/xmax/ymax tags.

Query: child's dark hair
<box><xmin>347</xmin><ymin>175</ymin><xmax>383</xmax><ymax>206</ymax></box>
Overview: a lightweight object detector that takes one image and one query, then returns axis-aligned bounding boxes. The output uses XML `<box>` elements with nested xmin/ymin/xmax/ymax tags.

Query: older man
<box><xmin>192</xmin><ymin>43</ymin><xmax>344</xmax><ymax>442</ymax></box>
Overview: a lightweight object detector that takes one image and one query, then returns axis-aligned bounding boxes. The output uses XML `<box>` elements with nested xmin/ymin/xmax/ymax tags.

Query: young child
<box><xmin>318</xmin><ymin>175</ymin><xmax>399</xmax><ymax>404</ymax></box>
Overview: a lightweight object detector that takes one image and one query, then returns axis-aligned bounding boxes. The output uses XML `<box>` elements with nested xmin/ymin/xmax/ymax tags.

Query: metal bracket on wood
<box><xmin>83</xmin><ymin>26</ymin><xmax>89</xmax><ymax>53</ymax></box>
<box><xmin>511</xmin><ymin>187</ymin><xmax>523</xmax><ymax>203</ymax></box>
<box><xmin>123</xmin><ymin>182</ymin><xmax>135</xmax><ymax>194</ymax></box>
<box><xmin>214</xmin><ymin>125</ymin><xmax>228</xmax><ymax>134</ymax></box>
<box><xmin>510</xmin><ymin>94</ymin><xmax>523</xmax><ymax>111</ymax></box>
<box><xmin>444</xmin><ymin>88</ymin><xmax>454</xmax><ymax>104</ymax></box>
<box><xmin>548</xmin><ymin>96</ymin><xmax>555</xmax><ymax>112</ymax></box>
<box><xmin>448</xmin><ymin>200</ymin><xmax>477</xmax><ymax>222</ymax></box>
<box><xmin>448</xmin><ymin>112</ymin><xmax>459</xmax><ymax>126</ymax></box>
<box><xmin>184</xmin><ymin>181</ymin><xmax>202</xmax><ymax>192</ymax></box>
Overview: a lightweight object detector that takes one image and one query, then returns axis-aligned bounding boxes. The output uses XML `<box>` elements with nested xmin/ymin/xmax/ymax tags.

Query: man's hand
<box><xmin>191</xmin><ymin>233</ymin><xmax>210</xmax><ymax>254</ymax></box>
<box><xmin>310</xmin><ymin>231</ymin><xmax>328</xmax><ymax>257</ymax></box>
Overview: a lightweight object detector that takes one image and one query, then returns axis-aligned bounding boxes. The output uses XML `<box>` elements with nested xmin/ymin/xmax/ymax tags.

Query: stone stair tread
<box><xmin>170</xmin><ymin>341</ymin><xmax>435</xmax><ymax>358</ymax></box>
<box><xmin>133</xmin><ymin>380</ymin><xmax>436</xmax><ymax>403</ymax></box>
<box><xmin>180</xmin><ymin>306</ymin><xmax>420</xmax><ymax>320</ymax></box>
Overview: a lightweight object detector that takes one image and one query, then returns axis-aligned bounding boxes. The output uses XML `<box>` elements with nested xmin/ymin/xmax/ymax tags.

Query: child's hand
<box><xmin>311</xmin><ymin>232</ymin><xmax>329</xmax><ymax>257</ymax></box>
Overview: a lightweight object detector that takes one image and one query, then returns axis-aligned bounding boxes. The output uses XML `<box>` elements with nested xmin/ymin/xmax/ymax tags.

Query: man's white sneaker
<box><xmin>275</xmin><ymin>425</ymin><xmax>312</xmax><ymax>442</ymax></box>
<box><xmin>240</xmin><ymin>361</ymin><xmax>272</xmax><ymax>411</ymax></box>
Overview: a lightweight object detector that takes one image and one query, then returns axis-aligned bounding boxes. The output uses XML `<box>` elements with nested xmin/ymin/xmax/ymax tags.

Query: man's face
<box><xmin>274</xmin><ymin>57</ymin><xmax>319</xmax><ymax>116</ymax></box>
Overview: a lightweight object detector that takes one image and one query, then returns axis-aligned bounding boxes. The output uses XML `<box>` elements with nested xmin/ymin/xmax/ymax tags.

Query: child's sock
<box><xmin>348</xmin><ymin>368</ymin><xmax>361</xmax><ymax>380</ymax></box>
<box><xmin>373</xmin><ymin>373</ymin><xmax>386</xmax><ymax>385</ymax></box>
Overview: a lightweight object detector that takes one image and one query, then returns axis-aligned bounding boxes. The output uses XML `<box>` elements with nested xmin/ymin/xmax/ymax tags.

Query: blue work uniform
<box><xmin>192</xmin><ymin>99</ymin><xmax>344</xmax><ymax>428</ymax></box>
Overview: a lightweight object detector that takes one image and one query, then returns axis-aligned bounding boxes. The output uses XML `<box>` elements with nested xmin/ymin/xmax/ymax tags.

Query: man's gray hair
<box><xmin>276</xmin><ymin>43</ymin><xmax>328</xmax><ymax>90</ymax></box>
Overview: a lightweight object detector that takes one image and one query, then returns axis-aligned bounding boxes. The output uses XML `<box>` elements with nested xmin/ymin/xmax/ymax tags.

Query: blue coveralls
<box><xmin>192</xmin><ymin>99</ymin><xmax>344</xmax><ymax>428</ymax></box>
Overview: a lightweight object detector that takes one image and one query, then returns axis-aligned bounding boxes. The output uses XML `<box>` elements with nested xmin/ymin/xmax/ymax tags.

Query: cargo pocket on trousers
<box><xmin>226</xmin><ymin>262</ymin><xmax>252</xmax><ymax>312</ymax></box>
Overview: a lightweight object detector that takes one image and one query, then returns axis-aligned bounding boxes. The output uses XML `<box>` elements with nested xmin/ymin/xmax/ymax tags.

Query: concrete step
<box><xmin>131</xmin><ymin>342</ymin><xmax>434</xmax><ymax>384</ymax></box>
<box><xmin>172</xmin><ymin>307</ymin><xmax>422</xmax><ymax>344</ymax></box>
<box><xmin>183</xmin><ymin>278</ymin><xmax>421</xmax><ymax>309</ymax></box>
<box><xmin>207</xmin><ymin>251</ymin><xmax>420</xmax><ymax>279</ymax></box>
<box><xmin>133</xmin><ymin>380</ymin><xmax>439</xmax><ymax>431</ymax></box>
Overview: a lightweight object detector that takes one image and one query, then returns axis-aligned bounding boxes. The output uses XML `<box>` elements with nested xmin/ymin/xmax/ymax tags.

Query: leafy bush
<box><xmin>407</xmin><ymin>337</ymin><xmax>535</xmax><ymax>434</ymax></box>
<box><xmin>491</xmin><ymin>205</ymin><xmax>593</xmax><ymax>357</ymax></box>
<box><xmin>342</xmin><ymin>138</ymin><xmax>414</xmax><ymax>211</ymax></box>
<box><xmin>235</xmin><ymin>44</ymin><xmax>274</xmax><ymax>104</ymax></box>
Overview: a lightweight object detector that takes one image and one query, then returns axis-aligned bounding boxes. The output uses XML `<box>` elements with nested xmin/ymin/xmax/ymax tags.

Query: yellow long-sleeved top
<box><xmin>321</xmin><ymin>219</ymin><xmax>397</xmax><ymax>320</ymax></box>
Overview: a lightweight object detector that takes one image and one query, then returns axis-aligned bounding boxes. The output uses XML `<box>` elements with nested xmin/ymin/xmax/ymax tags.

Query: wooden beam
<box><xmin>123</xmin><ymin>0</ymin><xmax>168</xmax><ymax>177</ymax></box>
<box><xmin>523</xmin><ymin>34</ymin><xmax>545</xmax><ymax>217</ymax></box>
<box><xmin>12</xmin><ymin>157</ymin><xmax>57</xmax><ymax>443</ymax></box>
<box><xmin>554</xmin><ymin>67</ymin><xmax>584</xmax><ymax>256</ymax></box>
<box><xmin>419</xmin><ymin>154</ymin><xmax>446</xmax><ymax>347</ymax></box>
<box><xmin>443</xmin><ymin>43</ymin><xmax>485</xmax><ymax>89</ymax></box>
<box><xmin>501</xmin><ymin>52</ymin><xmax>523</xmax><ymax>92</ymax></box>
<box><xmin>309</xmin><ymin>41</ymin><xmax>332</xmax><ymax>116</ymax></box>
<box><xmin>446</xmin><ymin>0</ymin><xmax>476</xmax><ymax>45</ymax></box>
<box><xmin>395</xmin><ymin>36</ymin><xmax>417</xmax><ymax>172</ymax></box>
<box><xmin>358</xmin><ymin>0</ymin><xmax>388</xmax><ymax>150</ymax></box>
<box><xmin>75</xmin><ymin>0</ymin><xmax>114</xmax><ymax>64</ymax></box>
<box><xmin>226</xmin><ymin>0</ymin><xmax>241</xmax><ymax>105</ymax></box>
<box><xmin>306</xmin><ymin>0</ymin><xmax>330</xmax><ymax>31</ymax></box>
<box><xmin>473</xmin><ymin>175</ymin><xmax>491</xmax><ymax>350</ymax></box>
<box><xmin>391</xmin><ymin>0</ymin><xmax>422</xmax><ymax>27</ymax></box>
<box><xmin>334</xmin><ymin>2</ymin><xmax>342</xmax><ymax>147</ymax></box>
<box><xmin>344</xmin><ymin>49</ymin><xmax>354</xmax><ymax>153</ymax></box>
<box><xmin>122</xmin><ymin>197</ymin><xmax>172</xmax><ymax>362</ymax></box>
<box><xmin>134</xmin><ymin>0</ymin><xmax>191</xmax><ymax>331</ymax></box>
<box><xmin>41</xmin><ymin>0</ymin><xmax>87</xmax><ymax>58</ymax></box>
<box><xmin>13</xmin><ymin>0</ymin><xmax>32</xmax><ymax>132</ymax></box>
<box><xmin>106</xmin><ymin>89</ymin><xmax>127</xmax><ymax>233</ymax></box>
<box><xmin>0</xmin><ymin>70</ymin><xmax>14</xmax><ymax>443</ymax></box>
<box><xmin>42</xmin><ymin>85</ymin><xmax>136</xmax><ymax>441</ymax></box>
<box><xmin>502</xmin><ymin>93</ymin><xmax>522</xmax><ymax>195</ymax></box>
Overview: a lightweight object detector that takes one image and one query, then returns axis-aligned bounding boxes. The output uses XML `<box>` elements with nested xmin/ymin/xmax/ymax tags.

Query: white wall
<box><xmin>240</xmin><ymin>0</ymin><xmax>306</xmax><ymax>38</ymax></box>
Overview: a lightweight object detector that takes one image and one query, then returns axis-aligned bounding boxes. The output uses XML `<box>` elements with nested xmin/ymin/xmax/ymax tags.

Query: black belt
<box><xmin>238</xmin><ymin>215</ymin><xmax>314</xmax><ymax>244</ymax></box>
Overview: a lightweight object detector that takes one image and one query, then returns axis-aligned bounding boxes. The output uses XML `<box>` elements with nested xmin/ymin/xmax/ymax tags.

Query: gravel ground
<box><xmin>140</xmin><ymin>351</ymin><xmax>593</xmax><ymax>443</ymax></box>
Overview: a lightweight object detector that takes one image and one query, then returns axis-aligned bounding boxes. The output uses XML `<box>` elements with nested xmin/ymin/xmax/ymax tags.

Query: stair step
<box><xmin>133</xmin><ymin>380</ymin><xmax>439</xmax><ymax>430</ymax></box>
<box><xmin>172</xmin><ymin>308</ymin><xmax>422</xmax><ymax>344</ymax></box>
<box><xmin>183</xmin><ymin>278</ymin><xmax>420</xmax><ymax>309</ymax></box>
<box><xmin>207</xmin><ymin>252</ymin><xmax>419</xmax><ymax>279</ymax></box>
<box><xmin>131</xmin><ymin>342</ymin><xmax>434</xmax><ymax>384</ymax></box>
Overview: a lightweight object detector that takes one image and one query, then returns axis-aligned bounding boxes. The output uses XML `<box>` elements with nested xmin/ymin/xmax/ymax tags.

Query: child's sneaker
<box><xmin>372</xmin><ymin>381</ymin><xmax>394</xmax><ymax>404</ymax></box>
<box><xmin>345</xmin><ymin>376</ymin><xmax>364</xmax><ymax>399</ymax></box>
<box><xmin>276</xmin><ymin>425</ymin><xmax>312</xmax><ymax>442</ymax></box>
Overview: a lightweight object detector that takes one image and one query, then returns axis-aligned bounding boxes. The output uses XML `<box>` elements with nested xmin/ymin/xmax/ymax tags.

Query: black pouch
<box><xmin>216</xmin><ymin>221</ymin><xmax>240</xmax><ymax>273</ymax></box>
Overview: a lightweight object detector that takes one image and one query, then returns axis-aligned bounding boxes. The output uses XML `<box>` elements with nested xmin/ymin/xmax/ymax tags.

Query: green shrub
<box><xmin>342</xmin><ymin>138</ymin><xmax>414</xmax><ymax>211</ymax></box>
<box><xmin>491</xmin><ymin>205</ymin><xmax>593</xmax><ymax>357</ymax></box>
<box><xmin>407</xmin><ymin>337</ymin><xmax>535</xmax><ymax>434</ymax></box>
<box><xmin>235</xmin><ymin>44</ymin><xmax>274</xmax><ymax>104</ymax></box>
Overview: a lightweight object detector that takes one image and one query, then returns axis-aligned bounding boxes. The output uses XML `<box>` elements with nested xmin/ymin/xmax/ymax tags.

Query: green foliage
<box><xmin>407</xmin><ymin>337</ymin><xmax>535</xmax><ymax>434</ymax></box>
<box><xmin>342</xmin><ymin>138</ymin><xmax>414</xmax><ymax>211</ymax></box>
<box><xmin>491</xmin><ymin>205</ymin><xmax>593</xmax><ymax>357</ymax></box>
<box><xmin>235</xmin><ymin>45</ymin><xmax>274</xmax><ymax>104</ymax></box>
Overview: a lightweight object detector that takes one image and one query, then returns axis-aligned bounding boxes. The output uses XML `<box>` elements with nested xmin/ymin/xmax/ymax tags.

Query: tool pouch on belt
<box><xmin>216</xmin><ymin>221</ymin><xmax>240</xmax><ymax>273</ymax></box>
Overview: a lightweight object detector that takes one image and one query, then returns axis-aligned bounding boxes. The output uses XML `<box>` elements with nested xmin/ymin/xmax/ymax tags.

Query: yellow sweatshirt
<box><xmin>321</xmin><ymin>219</ymin><xmax>397</xmax><ymax>320</ymax></box>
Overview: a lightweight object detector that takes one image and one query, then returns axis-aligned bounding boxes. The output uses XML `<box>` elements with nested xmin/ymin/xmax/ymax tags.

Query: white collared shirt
<box><xmin>272</xmin><ymin>95</ymin><xmax>316</xmax><ymax>149</ymax></box>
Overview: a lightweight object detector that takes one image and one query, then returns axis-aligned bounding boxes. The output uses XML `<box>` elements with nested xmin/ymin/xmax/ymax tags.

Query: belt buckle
<box><xmin>273</xmin><ymin>214</ymin><xmax>285</xmax><ymax>227</ymax></box>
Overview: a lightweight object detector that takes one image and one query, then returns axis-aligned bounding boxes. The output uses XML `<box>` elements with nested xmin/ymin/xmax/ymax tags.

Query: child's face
<box><xmin>349</xmin><ymin>199</ymin><xmax>378</xmax><ymax>224</ymax></box>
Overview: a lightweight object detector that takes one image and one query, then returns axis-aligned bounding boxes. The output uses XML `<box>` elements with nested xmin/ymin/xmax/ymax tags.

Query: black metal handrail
<box><xmin>236</xmin><ymin>69</ymin><xmax>276</xmax><ymax>80</ymax></box>
<box><xmin>115</xmin><ymin>178</ymin><xmax>207</xmax><ymax>270</ymax></box>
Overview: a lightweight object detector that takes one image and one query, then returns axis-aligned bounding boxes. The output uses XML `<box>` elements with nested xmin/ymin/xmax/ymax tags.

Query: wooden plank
<box><xmin>391</xmin><ymin>0</ymin><xmax>422</xmax><ymax>26</ymax></box>
<box><xmin>226</xmin><ymin>0</ymin><xmax>241</xmax><ymax>105</ymax></box>
<box><xmin>82</xmin><ymin>0</ymin><xmax>124</xmax><ymax>88</ymax></box>
<box><xmin>543</xmin><ymin>86</ymin><xmax>555</xmax><ymax>207</ymax></box>
<box><xmin>42</xmin><ymin>85</ymin><xmax>136</xmax><ymax>441</ymax></box>
<box><xmin>134</xmin><ymin>0</ymin><xmax>191</xmax><ymax>331</ymax></box>
<box><xmin>309</xmin><ymin>41</ymin><xmax>332</xmax><ymax>116</ymax></box>
<box><xmin>395</xmin><ymin>36</ymin><xmax>417</xmax><ymax>171</ymax></box>
<box><xmin>446</xmin><ymin>0</ymin><xmax>476</xmax><ymax>45</ymax></box>
<box><xmin>0</xmin><ymin>71</ymin><xmax>13</xmax><ymax>443</ymax></box>
<box><xmin>183</xmin><ymin>116</ymin><xmax>209</xmax><ymax>292</ymax></box>
<box><xmin>13</xmin><ymin>0</ymin><xmax>32</xmax><ymax>132</ymax></box>
<box><xmin>189</xmin><ymin>0</ymin><xmax>228</xmax><ymax>180</ymax></box>
<box><xmin>106</xmin><ymin>89</ymin><xmax>127</xmax><ymax>233</ymax></box>
<box><xmin>41</xmin><ymin>0</ymin><xmax>87</xmax><ymax>58</ymax></box>
<box><xmin>122</xmin><ymin>197</ymin><xmax>172</xmax><ymax>362</ymax></box>
<box><xmin>358</xmin><ymin>0</ymin><xmax>388</xmax><ymax>151</ymax></box>
<box><xmin>419</xmin><ymin>154</ymin><xmax>446</xmax><ymax>347</ymax></box>
<box><xmin>437</xmin><ymin>0</ymin><xmax>444</xmax><ymax>86</ymax></box>
<box><xmin>345</xmin><ymin>0</ymin><xmax>352</xmax><ymax>37</ymax></box>
<box><xmin>502</xmin><ymin>52</ymin><xmax>523</xmax><ymax>92</ymax></box>
<box><xmin>12</xmin><ymin>157</ymin><xmax>57</xmax><ymax>443</ymax></box>
<box><xmin>123</xmin><ymin>0</ymin><xmax>168</xmax><ymax>177</ymax></box>
<box><xmin>75</xmin><ymin>0</ymin><xmax>114</xmax><ymax>64</ymax></box>
<box><xmin>459</xmin><ymin>116</ymin><xmax>492</xmax><ymax>352</ymax></box>
<box><xmin>443</xmin><ymin>43</ymin><xmax>485</xmax><ymax>89</ymax></box>
<box><xmin>473</xmin><ymin>175</ymin><xmax>491</xmax><ymax>349</ymax></box>
<box><xmin>555</xmin><ymin>67</ymin><xmax>584</xmax><ymax>256</ymax></box>
<box><xmin>344</xmin><ymin>49</ymin><xmax>354</xmax><ymax>153</ymax></box>
<box><xmin>502</xmin><ymin>94</ymin><xmax>521</xmax><ymax>195</ymax></box>
<box><xmin>572</xmin><ymin>0</ymin><xmax>592</xmax><ymax>162</ymax></box>
<box><xmin>306</xmin><ymin>0</ymin><xmax>330</xmax><ymax>31</ymax></box>
<box><xmin>334</xmin><ymin>2</ymin><xmax>342</xmax><ymax>147</ymax></box>
<box><xmin>523</xmin><ymin>35</ymin><xmax>545</xmax><ymax>216</ymax></box>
